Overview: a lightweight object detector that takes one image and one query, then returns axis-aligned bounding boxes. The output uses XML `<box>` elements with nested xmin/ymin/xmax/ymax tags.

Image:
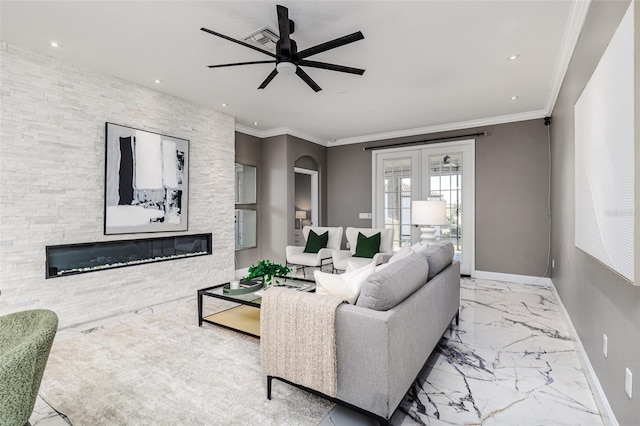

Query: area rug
<box><xmin>39</xmin><ymin>297</ymin><xmax>333</xmax><ymax>425</ymax></box>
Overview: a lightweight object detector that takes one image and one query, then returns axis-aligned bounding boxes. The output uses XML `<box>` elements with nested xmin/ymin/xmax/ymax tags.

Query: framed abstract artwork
<box><xmin>104</xmin><ymin>122</ymin><xmax>189</xmax><ymax>234</ymax></box>
<box><xmin>574</xmin><ymin>2</ymin><xmax>636</xmax><ymax>284</ymax></box>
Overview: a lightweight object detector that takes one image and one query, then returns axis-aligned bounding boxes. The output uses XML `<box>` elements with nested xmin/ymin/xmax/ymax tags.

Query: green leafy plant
<box><xmin>244</xmin><ymin>259</ymin><xmax>292</xmax><ymax>285</ymax></box>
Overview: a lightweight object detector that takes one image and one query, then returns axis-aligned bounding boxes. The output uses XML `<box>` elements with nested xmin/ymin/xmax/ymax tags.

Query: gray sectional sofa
<box><xmin>266</xmin><ymin>242</ymin><xmax>460</xmax><ymax>425</ymax></box>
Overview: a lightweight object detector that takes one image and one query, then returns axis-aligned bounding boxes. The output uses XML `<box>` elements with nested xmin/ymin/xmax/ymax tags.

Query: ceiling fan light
<box><xmin>276</xmin><ymin>61</ymin><xmax>296</xmax><ymax>75</ymax></box>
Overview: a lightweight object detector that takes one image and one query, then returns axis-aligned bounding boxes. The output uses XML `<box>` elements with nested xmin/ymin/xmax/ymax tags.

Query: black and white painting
<box><xmin>104</xmin><ymin>123</ymin><xmax>189</xmax><ymax>234</ymax></box>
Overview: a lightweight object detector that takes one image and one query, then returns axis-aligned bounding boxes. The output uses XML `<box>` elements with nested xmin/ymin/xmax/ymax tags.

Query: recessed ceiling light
<box><xmin>507</xmin><ymin>54</ymin><xmax>520</xmax><ymax>61</ymax></box>
<box><xmin>221</xmin><ymin>103</ymin><xmax>228</xmax><ymax>107</ymax></box>
<box><xmin>253</xmin><ymin>122</ymin><xmax>259</xmax><ymax>126</ymax></box>
<box><xmin>329</xmin><ymin>139</ymin><xmax>337</xmax><ymax>143</ymax></box>
<box><xmin>154</xmin><ymin>79</ymin><xmax>162</xmax><ymax>84</ymax></box>
<box><xmin>50</xmin><ymin>41</ymin><xmax>60</xmax><ymax>48</ymax></box>
<box><xmin>511</xmin><ymin>96</ymin><xmax>519</xmax><ymax>100</ymax></box>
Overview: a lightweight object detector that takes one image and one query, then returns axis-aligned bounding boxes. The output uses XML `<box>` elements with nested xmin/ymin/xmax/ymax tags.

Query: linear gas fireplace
<box><xmin>46</xmin><ymin>233</ymin><xmax>212</xmax><ymax>278</ymax></box>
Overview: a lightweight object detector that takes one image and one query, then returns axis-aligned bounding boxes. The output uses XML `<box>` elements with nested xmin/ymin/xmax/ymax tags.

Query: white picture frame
<box><xmin>104</xmin><ymin>122</ymin><xmax>189</xmax><ymax>234</ymax></box>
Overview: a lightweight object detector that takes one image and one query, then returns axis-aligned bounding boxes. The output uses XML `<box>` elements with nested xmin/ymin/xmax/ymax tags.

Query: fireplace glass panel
<box><xmin>46</xmin><ymin>233</ymin><xmax>212</xmax><ymax>278</ymax></box>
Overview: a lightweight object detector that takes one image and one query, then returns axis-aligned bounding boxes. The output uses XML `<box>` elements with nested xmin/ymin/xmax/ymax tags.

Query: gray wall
<box><xmin>235</xmin><ymin>133</ymin><xmax>327</xmax><ymax>266</ymax></box>
<box><xmin>287</xmin><ymin>135</ymin><xmax>328</xmax><ymax>245</ymax></box>
<box><xmin>327</xmin><ymin>120</ymin><xmax>550</xmax><ymax>276</ymax></box>
<box><xmin>258</xmin><ymin>135</ymin><xmax>288</xmax><ymax>265</ymax></box>
<box><xmin>550</xmin><ymin>1</ymin><xmax>639</xmax><ymax>424</ymax></box>
<box><xmin>235</xmin><ymin>132</ymin><xmax>261</xmax><ymax>269</ymax></box>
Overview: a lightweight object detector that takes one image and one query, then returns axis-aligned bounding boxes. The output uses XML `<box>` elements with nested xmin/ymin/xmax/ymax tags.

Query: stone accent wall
<box><xmin>0</xmin><ymin>44</ymin><xmax>235</xmax><ymax>327</ymax></box>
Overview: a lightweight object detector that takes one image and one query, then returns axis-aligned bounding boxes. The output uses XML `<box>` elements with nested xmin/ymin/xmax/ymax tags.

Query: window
<box><xmin>234</xmin><ymin>163</ymin><xmax>257</xmax><ymax>250</ymax></box>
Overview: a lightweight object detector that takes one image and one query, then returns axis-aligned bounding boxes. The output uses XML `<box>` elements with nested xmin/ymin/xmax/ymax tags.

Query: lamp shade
<box><xmin>412</xmin><ymin>200</ymin><xmax>446</xmax><ymax>226</ymax></box>
<box><xmin>295</xmin><ymin>210</ymin><xmax>306</xmax><ymax>219</ymax></box>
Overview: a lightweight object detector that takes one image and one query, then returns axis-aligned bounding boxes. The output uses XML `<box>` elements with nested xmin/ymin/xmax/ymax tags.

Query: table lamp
<box><xmin>295</xmin><ymin>210</ymin><xmax>306</xmax><ymax>229</ymax></box>
<box><xmin>411</xmin><ymin>200</ymin><xmax>446</xmax><ymax>245</ymax></box>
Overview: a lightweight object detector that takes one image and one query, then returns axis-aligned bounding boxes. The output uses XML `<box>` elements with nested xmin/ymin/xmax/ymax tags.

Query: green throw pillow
<box><xmin>304</xmin><ymin>230</ymin><xmax>329</xmax><ymax>253</ymax></box>
<box><xmin>354</xmin><ymin>232</ymin><xmax>381</xmax><ymax>258</ymax></box>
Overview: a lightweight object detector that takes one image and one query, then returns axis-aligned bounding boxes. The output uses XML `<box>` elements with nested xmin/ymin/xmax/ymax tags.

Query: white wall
<box><xmin>0</xmin><ymin>44</ymin><xmax>235</xmax><ymax>328</ymax></box>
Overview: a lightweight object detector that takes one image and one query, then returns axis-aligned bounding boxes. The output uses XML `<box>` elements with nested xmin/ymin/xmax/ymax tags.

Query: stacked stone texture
<box><xmin>0</xmin><ymin>44</ymin><xmax>235</xmax><ymax>327</ymax></box>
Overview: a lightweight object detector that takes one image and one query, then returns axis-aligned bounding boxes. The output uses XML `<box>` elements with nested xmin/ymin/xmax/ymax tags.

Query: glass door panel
<box><xmin>421</xmin><ymin>142</ymin><xmax>474</xmax><ymax>275</ymax></box>
<box><xmin>374</xmin><ymin>142</ymin><xmax>474</xmax><ymax>274</ymax></box>
<box><xmin>375</xmin><ymin>151</ymin><xmax>421</xmax><ymax>250</ymax></box>
<box><xmin>427</xmin><ymin>152</ymin><xmax>463</xmax><ymax>260</ymax></box>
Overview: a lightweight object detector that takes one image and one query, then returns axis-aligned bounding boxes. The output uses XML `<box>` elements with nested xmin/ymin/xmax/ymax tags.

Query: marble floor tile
<box><xmin>29</xmin><ymin>396</ymin><xmax>71</xmax><ymax>426</ymax></box>
<box><xmin>33</xmin><ymin>277</ymin><xmax>603</xmax><ymax>425</ymax></box>
<box><xmin>390</xmin><ymin>277</ymin><xmax>602</xmax><ymax>426</ymax></box>
<box><xmin>327</xmin><ymin>277</ymin><xmax>602</xmax><ymax>425</ymax></box>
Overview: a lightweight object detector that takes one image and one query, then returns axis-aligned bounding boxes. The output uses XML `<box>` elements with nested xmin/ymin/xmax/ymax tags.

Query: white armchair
<box><xmin>286</xmin><ymin>226</ymin><xmax>343</xmax><ymax>277</ymax></box>
<box><xmin>332</xmin><ymin>227</ymin><xmax>394</xmax><ymax>272</ymax></box>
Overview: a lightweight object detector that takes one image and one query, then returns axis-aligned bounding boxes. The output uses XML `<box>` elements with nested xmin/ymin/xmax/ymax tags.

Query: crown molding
<box><xmin>327</xmin><ymin>110</ymin><xmax>547</xmax><ymax>146</ymax></box>
<box><xmin>260</xmin><ymin>127</ymin><xmax>328</xmax><ymax>146</ymax></box>
<box><xmin>234</xmin><ymin>124</ymin><xmax>328</xmax><ymax>146</ymax></box>
<box><xmin>544</xmin><ymin>0</ymin><xmax>592</xmax><ymax>115</ymax></box>
<box><xmin>234</xmin><ymin>124</ymin><xmax>263</xmax><ymax>138</ymax></box>
<box><xmin>237</xmin><ymin>109</ymin><xmax>548</xmax><ymax>147</ymax></box>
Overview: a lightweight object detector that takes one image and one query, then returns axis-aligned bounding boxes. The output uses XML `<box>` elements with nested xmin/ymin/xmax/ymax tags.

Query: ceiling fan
<box><xmin>201</xmin><ymin>5</ymin><xmax>365</xmax><ymax>92</ymax></box>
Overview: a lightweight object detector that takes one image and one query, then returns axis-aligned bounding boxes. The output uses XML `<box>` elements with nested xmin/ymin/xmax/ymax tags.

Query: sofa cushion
<box><xmin>423</xmin><ymin>242</ymin><xmax>455</xmax><ymax>280</ymax></box>
<box><xmin>303</xmin><ymin>229</ymin><xmax>328</xmax><ymax>253</ymax></box>
<box><xmin>355</xmin><ymin>252</ymin><xmax>429</xmax><ymax>311</ymax></box>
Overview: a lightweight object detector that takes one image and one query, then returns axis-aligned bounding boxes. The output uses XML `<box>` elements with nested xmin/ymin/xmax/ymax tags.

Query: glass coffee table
<box><xmin>197</xmin><ymin>277</ymin><xmax>315</xmax><ymax>338</ymax></box>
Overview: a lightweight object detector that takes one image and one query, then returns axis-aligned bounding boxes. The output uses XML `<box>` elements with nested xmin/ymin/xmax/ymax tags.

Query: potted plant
<box><xmin>244</xmin><ymin>259</ymin><xmax>292</xmax><ymax>287</ymax></box>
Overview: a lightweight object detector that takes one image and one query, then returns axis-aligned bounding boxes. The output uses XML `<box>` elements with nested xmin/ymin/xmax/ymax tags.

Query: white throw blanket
<box><xmin>260</xmin><ymin>287</ymin><xmax>345</xmax><ymax>397</ymax></box>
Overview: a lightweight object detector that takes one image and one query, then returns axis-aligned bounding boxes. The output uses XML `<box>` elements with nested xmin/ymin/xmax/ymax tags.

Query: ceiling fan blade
<box><xmin>295</xmin><ymin>67</ymin><xmax>322</xmax><ymax>92</ymax></box>
<box><xmin>201</xmin><ymin>27</ymin><xmax>276</xmax><ymax>58</ymax></box>
<box><xmin>276</xmin><ymin>5</ymin><xmax>291</xmax><ymax>56</ymax></box>
<box><xmin>297</xmin><ymin>60</ymin><xmax>365</xmax><ymax>75</ymax></box>
<box><xmin>258</xmin><ymin>69</ymin><xmax>279</xmax><ymax>89</ymax></box>
<box><xmin>208</xmin><ymin>60</ymin><xmax>275</xmax><ymax>69</ymax></box>
<box><xmin>296</xmin><ymin>31</ymin><xmax>364</xmax><ymax>60</ymax></box>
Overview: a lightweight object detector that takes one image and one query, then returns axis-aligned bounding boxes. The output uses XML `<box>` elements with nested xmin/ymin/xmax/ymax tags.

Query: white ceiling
<box><xmin>0</xmin><ymin>1</ymin><xmax>588</xmax><ymax>146</ymax></box>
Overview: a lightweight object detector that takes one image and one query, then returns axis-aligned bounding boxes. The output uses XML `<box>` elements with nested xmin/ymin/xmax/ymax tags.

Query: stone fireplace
<box><xmin>46</xmin><ymin>233</ymin><xmax>212</xmax><ymax>278</ymax></box>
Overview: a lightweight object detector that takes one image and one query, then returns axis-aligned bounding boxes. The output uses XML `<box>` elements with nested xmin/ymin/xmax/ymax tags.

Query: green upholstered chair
<box><xmin>0</xmin><ymin>309</ymin><xmax>58</xmax><ymax>426</ymax></box>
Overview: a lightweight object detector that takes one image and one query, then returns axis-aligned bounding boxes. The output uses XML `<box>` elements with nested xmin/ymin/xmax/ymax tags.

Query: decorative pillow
<box><xmin>353</xmin><ymin>232</ymin><xmax>381</xmax><ymax>258</ymax></box>
<box><xmin>410</xmin><ymin>242</ymin><xmax>429</xmax><ymax>253</ymax></box>
<box><xmin>314</xmin><ymin>262</ymin><xmax>376</xmax><ymax>304</ymax></box>
<box><xmin>389</xmin><ymin>242</ymin><xmax>413</xmax><ymax>263</ymax></box>
<box><xmin>345</xmin><ymin>259</ymin><xmax>375</xmax><ymax>272</ymax></box>
<box><xmin>356</xmin><ymin>252</ymin><xmax>429</xmax><ymax>311</ymax></box>
<box><xmin>303</xmin><ymin>229</ymin><xmax>329</xmax><ymax>253</ymax></box>
<box><xmin>375</xmin><ymin>263</ymin><xmax>390</xmax><ymax>272</ymax></box>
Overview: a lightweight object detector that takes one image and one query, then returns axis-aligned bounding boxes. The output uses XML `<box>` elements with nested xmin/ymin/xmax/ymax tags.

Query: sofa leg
<box><xmin>267</xmin><ymin>376</ymin><xmax>273</xmax><ymax>400</ymax></box>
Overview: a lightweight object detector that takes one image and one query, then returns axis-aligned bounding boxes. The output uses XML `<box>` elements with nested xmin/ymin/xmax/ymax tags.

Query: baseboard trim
<box><xmin>549</xmin><ymin>280</ymin><xmax>617</xmax><ymax>426</ymax></box>
<box><xmin>471</xmin><ymin>270</ymin><xmax>552</xmax><ymax>286</ymax></box>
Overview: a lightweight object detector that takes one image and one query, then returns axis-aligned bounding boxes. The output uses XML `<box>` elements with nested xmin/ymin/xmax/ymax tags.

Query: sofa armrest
<box><xmin>285</xmin><ymin>245</ymin><xmax>304</xmax><ymax>260</ymax></box>
<box><xmin>316</xmin><ymin>248</ymin><xmax>333</xmax><ymax>261</ymax></box>
<box><xmin>331</xmin><ymin>250</ymin><xmax>354</xmax><ymax>271</ymax></box>
<box><xmin>332</xmin><ymin>250</ymin><xmax>352</xmax><ymax>262</ymax></box>
<box><xmin>334</xmin><ymin>304</ymin><xmax>392</xmax><ymax>416</ymax></box>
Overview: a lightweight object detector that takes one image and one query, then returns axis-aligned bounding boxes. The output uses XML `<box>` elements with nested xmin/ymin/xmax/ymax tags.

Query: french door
<box><xmin>372</xmin><ymin>140</ymin><xmax>475</xmax><ymax>275</ymax></box>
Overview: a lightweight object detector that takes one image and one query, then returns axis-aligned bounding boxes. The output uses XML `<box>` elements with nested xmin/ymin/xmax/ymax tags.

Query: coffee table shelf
<box><xmin>197</xmin><ymin>277</ymin><xmax>315</xmax><ymax>338</ymax></box>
